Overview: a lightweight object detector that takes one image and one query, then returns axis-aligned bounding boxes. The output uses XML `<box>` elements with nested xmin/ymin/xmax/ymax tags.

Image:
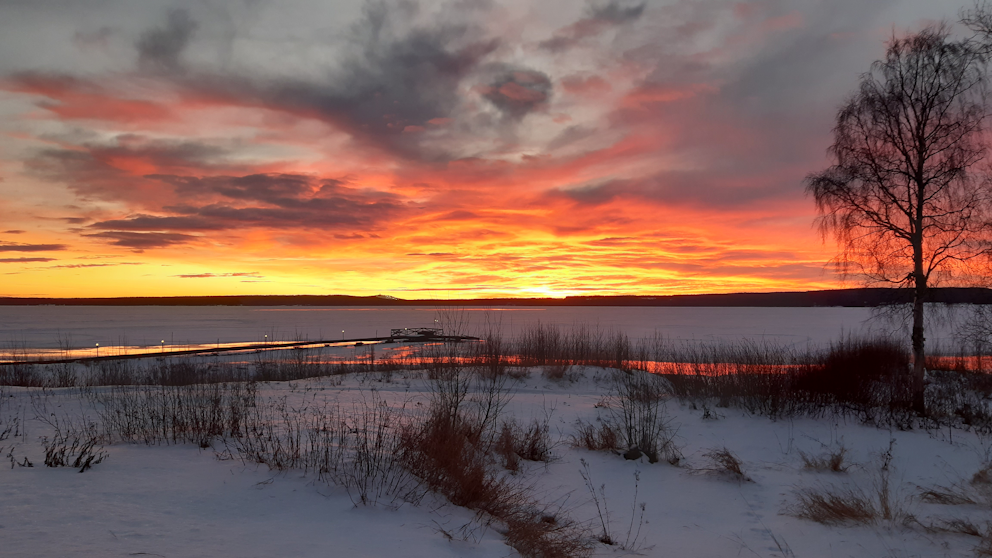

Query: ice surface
<box><xmin>0</xmin><ymin>305</ymin><xmax>965</xmax><ymax>351</ymax></box>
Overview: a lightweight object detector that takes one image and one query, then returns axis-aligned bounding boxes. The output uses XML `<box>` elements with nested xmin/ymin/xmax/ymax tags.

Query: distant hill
<box><xmin>2</xmin><ymin>288</ymin><xmax>992</xmax><ymax>307</ymax></box>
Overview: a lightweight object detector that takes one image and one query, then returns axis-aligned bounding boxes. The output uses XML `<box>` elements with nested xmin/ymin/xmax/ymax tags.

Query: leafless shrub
<box><xmin>1</xmin><ymin>403</ymin><xmax>23</xmax><ymax>468</ymax></box>
<box><xmin>232</xmin><ymin>394</ymin><xmax>350</xmax><ymax>481</ymax></box>
<box><xmin>474</xmin><ymin>315</ymin><xmax>511</xmax><ymax>378</ymax></box>
<box><xmin>46</xmin><ymin>363</ymin><xmax>78</xmax><ymax>388</ymax></box>
<box><xmin>0</xmin><ymin>362</ymin><xmax>41</xmax><ymax>387</ymax></box>
<box><xmin>93</xmin><ymin>381</ymin><xmax>257</xmax><ymax>446</ymax></box>
<box><xmin>495</xmin><ymin>422</ymin><xmax>522</xmax><ymax>472</ymax></box>
<box><xmin>606</xmin><ymin>370</ymin><xmax>681</xmax><ymax>464</ymax></box>
<box><xmin>40</xmin><ymin>414</ymin><xmax>107</xmax><ymax>472</ymax></box>
<box><xmin>516</xmin><ymin>322</ymin><xmax>565</xmax><ymax>367</ymax></box>
<box><xmin>579</xmin><ymin>459</ymin><xmax>647</xmax><ymax>551</ymax></box>
<box><xmin>341</xmin><ymin>389</ymin><xmax>416</xmax><ymax>506</ymax></box>
<box><xmin>469</xmin><ymin>361</ymin><xmax>517</xmax><ymax>450</ymax></box>
<box><xmin>89</xmin><ymin>359</ymin><xmax>141</xmax><ymax>386</ymax></box>
<box><xmin>496</xmin><ymin>415</ymin><xmax>557</xmax><ymax>468</ymax></box>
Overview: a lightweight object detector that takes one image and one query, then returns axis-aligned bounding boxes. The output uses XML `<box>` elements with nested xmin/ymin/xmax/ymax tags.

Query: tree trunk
<box><xmin>911</xmin><ymin>271</ymin><xmax>927</xmax><ymax>416</ymax></box>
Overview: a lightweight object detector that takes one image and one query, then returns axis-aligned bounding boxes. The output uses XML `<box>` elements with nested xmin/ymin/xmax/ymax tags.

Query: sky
<box><xmin>0</xmin><ymin>0</ymin><xmax>977</xmax><ymax>299</ymax></box>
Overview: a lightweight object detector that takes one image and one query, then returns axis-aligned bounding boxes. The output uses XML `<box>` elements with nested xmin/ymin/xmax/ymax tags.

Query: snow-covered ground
<box><xmin>3</xmin><ymin>366</ymin><xmax>991</xmax><ymax>558</ymax></box>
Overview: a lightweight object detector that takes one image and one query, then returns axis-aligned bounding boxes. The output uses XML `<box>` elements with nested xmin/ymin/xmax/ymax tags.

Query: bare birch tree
<box><xmin>805</xmin><ymin>21</ymin><xmax>992</xmax><ymax>415</ymax></box>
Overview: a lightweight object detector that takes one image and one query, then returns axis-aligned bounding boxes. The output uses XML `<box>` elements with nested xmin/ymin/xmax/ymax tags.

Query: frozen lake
<box><xmin>0</xmin><ymin>305</ymin><xmax>969</xmax><ymax>353</ymax></box>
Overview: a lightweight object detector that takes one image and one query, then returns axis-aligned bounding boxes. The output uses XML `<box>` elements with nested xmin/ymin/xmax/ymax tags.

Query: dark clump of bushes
<box><xmin>660</xmin><ymin>336</ymin><xmax>945</xmax><ymax>428</ymax></box>
<box><xmin>794</xmin><ymin>336</ymin><xmax>911</xmax><ymax>408</ymax></box>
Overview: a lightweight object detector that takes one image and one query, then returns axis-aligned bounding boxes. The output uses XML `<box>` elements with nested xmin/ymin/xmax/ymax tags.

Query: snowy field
<box><xmin>3</xmin><ymin>364</ymin><xmax>992</xmax><ymax>558</ymax></box>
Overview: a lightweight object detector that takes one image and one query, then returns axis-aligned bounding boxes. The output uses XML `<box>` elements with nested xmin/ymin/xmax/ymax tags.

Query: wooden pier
<box><xmin>0</xmin><ymin>333</ymin><xmax>480</xmax><ymax>366</ymax></box>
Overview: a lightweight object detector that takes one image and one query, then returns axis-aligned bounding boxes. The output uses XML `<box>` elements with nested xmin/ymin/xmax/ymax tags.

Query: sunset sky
<box><xmin>0</xmin><ymin>0</ymin><xmax>975</xmax><ymax>298</ymax></box>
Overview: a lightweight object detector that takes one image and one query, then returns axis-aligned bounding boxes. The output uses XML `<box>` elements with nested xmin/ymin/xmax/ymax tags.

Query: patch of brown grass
<box><xmin>799</xmin><ymin>446</ymin><xmax>850</xmax><ymax>473</ymax></box>
<box><xmin>973</xmin><ymin>464</ymin><xmax>992</xmax><ymax>486</ymax></box>
<box><xmin>702</xmin><ymin>447</ymin><xmax>750</xmax><ymax>482</ymax></box>
<box><xmin>570</xmin><ymin>419</ymin><xmax>621</xmax><ymax>453</ymax></box>
<box><xmin>503</xmin><ymin>509</ymin><xmax>594</xmax><ymax>558</ymax></box>
<box><xmin>918</xmin><ymin>485</ymin><xmax>978</xmax><ymax>506</ymax></box>
<box><xmin>401</xmin><ymin>407</ymin><xmax>592</xmax><ymax>558</ymax></box>
<box><xmin>542</xmin><ymin>363</ymin><xmax>573</xmax><ymax>381</ymax></box>
<box><xmin>928</xmin><ymin>518</ymin><xmax>985</xmax><ymax>537</ymax></box>
<box><xmin>791</xmin><ymin>487</ymin><xmax>878</xmax><ymax>525</ymax></box>
<box><xmin>495</xmin><ymin>422</ymin><xmax>521</xmax><ymax>472</ymax></box>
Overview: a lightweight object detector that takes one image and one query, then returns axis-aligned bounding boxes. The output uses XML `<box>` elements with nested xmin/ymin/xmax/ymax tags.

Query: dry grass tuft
<box><xmin>503</xmin><ymin>509</ymin><xmax>594</xmax><ymax>558</ymax></box>
<box><xmin>979</xmin><ymin>532</ymin><xmax>992</xmax><ymax>557</ymax></box>
<box><xmin>570</xmin><ymin>419</ymin><xmax>621</xmax><ymax>453</ymax></box>
<box><xmin>918</xmin><ymin>485</ymin><xmax>978</xmax><ymax>506</ymax></box>
<box><xmin>401</xmin><ymin>383</ymin><xmax>591</xmax><ymax>558</ymax></box>
<box><xmin>792</xmin><ymin>444</ymin><xmax>912</xmax><ymax>528</ymax></box>
<box><xmin>917</xmin><ymin>461</ymin><xmax>992</xmax><ymax>509</ymax></box>
<box><xmin>400</xmin><ymin>411</ymin><xmax>504</xmax><ymax>511</ymax></box>
<box><xmin>496</xmin><ymin>422</ymin><xmax>522</xmax><ymax>472</ymax></box>
<box><xmin>799</xmin><ymin>446</ymin><xmax>850</xmax><ymax>473</ymax></box>
<box><xmin>702</xmin><ymin>447</ymin><xmax>750</xmax><ymax>482</ymax></box>
<box><xmin>928</xmin><ymin>517</ymin><xmax>985</xmax><ymax>537</ymax></box>
<box><xmin>791</xmin><ymin>486</ymin><xmax>878</xmax><ymax>525</ymax></box>
<box><xmin>973</xmin><ymin>464</ymin><xmax>992</xmax><ymax>486</ymax></box>
<box><xmin>542</xmin><ymin>363</ymin><xmax>573</xmax><ymax>382</ymax></box>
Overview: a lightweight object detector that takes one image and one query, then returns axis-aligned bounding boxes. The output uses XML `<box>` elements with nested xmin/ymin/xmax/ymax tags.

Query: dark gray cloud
<box><xmin>88</xmin><ymin>214</ymin><xmax>225</xmax><ymax>232</ymax></box>
<box><xmin>0</xmin><ymin>257</ymin><xmax>56</xmax><ymax>263</ymax></box>
<box><xmin>149</xmin><ymin>173</ymin><xmax>343</xmax><ymax>206</ymax></box>
<box><xmin>25</xmin><ymin>138</ymin><xmax>229</xmax><ymax>201</ymax></box>
<box><xmin>552</xmin><ymin>170</ymin><xmax>791</xmax><ymax>209</ymax></box>
<box><xmin>137</xmin><ymin>8</ymin><xmax>198</xmax><ymax>73</ymax></box>
<box><xmin>84</xmin><ymin>172</ymin><xmax>410</xmax><ymax>243</ymax></box>
<box><xmin>3</xmin><ymin>230</ymin><xmax>25</xmax><ymax>234</ymax></box>
<box><xmin>0</xmin><ymin>242</ymin><xmax>67</xmax><ymax>252</ymax></box>
<box><xmin>539</xmin><ymin>0</ymin><xmax>645</xmax><ymax>52</ymax></box>
<box><xmin>84</xmin><ymin>231</ymin><xmax>196</xmax><ymax>249</ymax></box>
<box><xmin>589</xmin><ymin>0</ymin><xmax>645</xmax><ymax>24</ymax></box>
<box><xmin>480</xmin><ymin>67</ymin><xmax>552</xmax><ymax>118</ymax></box>
<box><xmin>180</xmin><ymin>0</ymin><xmax>500</xmax><ymax>160</ymax></box>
